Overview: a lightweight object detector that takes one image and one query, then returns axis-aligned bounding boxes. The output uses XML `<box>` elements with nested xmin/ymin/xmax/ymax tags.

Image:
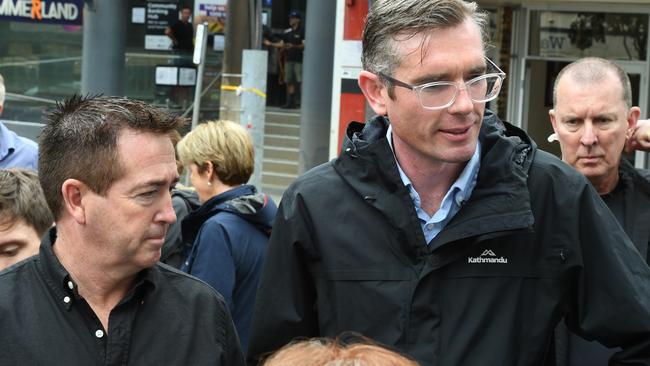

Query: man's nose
<box><xmin>448</xmin><ymin>85</ymin><xmax>474</xmax><ymax>114</ymax></box>
<box><xmin>157</xmin><ymin>194</ymin><xmax>177</xmax><ymax>224</ymax></box>
<box><xmin>580</xmin><ymin>122</ymin><xmax>598</xmax><ymax>146</ymax></box>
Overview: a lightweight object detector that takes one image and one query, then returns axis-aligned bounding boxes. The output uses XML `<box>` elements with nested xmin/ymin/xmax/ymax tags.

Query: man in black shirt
<box><xmin>165</xmin><ymin>5</ymin><xmax>194</xmax><ymax>52</ymax></box>
<box><xmin>0</xmin><ymin>95</ymin><xmax>245</xmax><ymax>365</ymax></box>
<box><xmin>281</xmin><ymin>11</ymin><xmax>305</xmax><ymax>108</ymax></box>
<box><xmin>549</xmin><ymin>57</ymin><xmax>650</xmax><ymax>366</ymax></box>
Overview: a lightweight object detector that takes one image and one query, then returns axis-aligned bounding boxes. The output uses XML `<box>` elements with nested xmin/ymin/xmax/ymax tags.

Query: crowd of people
<box><xmin>2</xmin><ymin>0</ymin><xmax>650</xmax><ymax>365</ymax></box>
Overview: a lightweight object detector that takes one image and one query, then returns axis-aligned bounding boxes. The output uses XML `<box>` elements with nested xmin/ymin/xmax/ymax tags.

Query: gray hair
<box><xmin>362</xmin><ymin>0</ymin><xmax>489</xmax><ymax>78</ymax></box>
<box><xmin>553</xmin><ymin>57</ymin><xmax>633</xmax><ymax>108</ymax></box>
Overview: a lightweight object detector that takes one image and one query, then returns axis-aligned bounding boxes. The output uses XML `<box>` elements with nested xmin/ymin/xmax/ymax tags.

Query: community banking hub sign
<box><xmin>0</xmin><ymin>0</ymin><xmax>82</xmax><ymax>25</ymax></box>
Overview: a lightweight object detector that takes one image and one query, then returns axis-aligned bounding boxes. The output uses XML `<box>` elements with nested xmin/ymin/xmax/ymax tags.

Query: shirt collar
<box><xmin>386</xmin><ymin>124</ymin><xmax>481</xmax><ymax>208</ymax></box>
<box><xmin>37</xmin><ymin>227</ymin><xmax>156</xmax><ymax>311</ymax></box>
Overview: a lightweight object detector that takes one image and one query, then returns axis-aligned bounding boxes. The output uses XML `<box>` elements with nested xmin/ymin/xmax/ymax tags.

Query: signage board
<box><xmin>145</xmin><ymin>1</ymin><xmax>177</xmax><ymax>50</ymax></box>
<box><xmin>0</xmin><ymin>0</ymin><xmax>83</xmax><ymax>25</ymax></box>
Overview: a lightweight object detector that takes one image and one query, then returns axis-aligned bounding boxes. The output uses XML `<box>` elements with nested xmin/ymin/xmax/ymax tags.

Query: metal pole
<box><xmin>240</xmin><ymin>50</ymin><xmax>268</xmax><ymax>188</ymax></box>
<box><xmin>81</xmin><ymin>0</ymin><xmax>126</xmax><ymax>95</ymax></box>
<box><xmin>299</xmin><ymin>0</ymin><xmax>337</xmax><ymax>172</ymax></box>
<box><xmin>221</xmin><ymin>0</ymin><xmax>251</xmax><ymax>123</ymax></box>
<box><xmin>191</xmin><ymin>23</ymin><xmax>210</xmax><ymax>132</ymax></box>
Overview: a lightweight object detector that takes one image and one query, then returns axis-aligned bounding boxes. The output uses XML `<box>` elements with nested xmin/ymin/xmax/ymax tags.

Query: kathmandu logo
<box><xmin>467</xmin><ymin>249</ymin><xmax>508</xmax><ymax>264</ymax></box>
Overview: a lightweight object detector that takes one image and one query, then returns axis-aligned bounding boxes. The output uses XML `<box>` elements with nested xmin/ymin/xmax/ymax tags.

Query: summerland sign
<box><xmin>0</xmin><ymin>0</ymin><xmax>83</xmax><ymax>25</ymax></box>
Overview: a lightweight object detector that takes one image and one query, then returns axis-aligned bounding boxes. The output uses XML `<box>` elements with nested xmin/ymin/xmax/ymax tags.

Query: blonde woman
<box><xmin>177</xmin><ymin>120</ymin><xmax>277</xmax><ymax>353</ymax></box>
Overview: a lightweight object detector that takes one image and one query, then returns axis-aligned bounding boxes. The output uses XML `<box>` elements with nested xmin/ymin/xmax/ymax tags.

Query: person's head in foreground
<box><xmin>262</xmin><ymin>337</ymin><xmax>419</xmax><ymax>366</ymax></box>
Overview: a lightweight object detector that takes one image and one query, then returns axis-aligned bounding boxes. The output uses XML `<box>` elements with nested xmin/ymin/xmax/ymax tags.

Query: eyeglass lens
<box><xmin>418</xmin><ymin>75</ymin><xmax>502</xmax><ymax>108</ymax></box>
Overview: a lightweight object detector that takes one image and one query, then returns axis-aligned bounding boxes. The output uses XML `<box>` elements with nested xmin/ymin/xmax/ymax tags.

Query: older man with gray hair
<box><xmin>549</xmin><ymin>57</ymin><xmax>650</xmax><ymax>366</ymax></box>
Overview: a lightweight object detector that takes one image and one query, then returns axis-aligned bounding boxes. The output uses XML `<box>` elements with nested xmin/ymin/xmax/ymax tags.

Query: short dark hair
<box><xmin>0</xmin><ymin>168</ymin><xmax>53</xmax><ymax>237</ymax></box>
<box><xmin>362</xmin><ymin>0</ymin><xmax>488</xmax><ymax>79</ymax></box>
<box><xmin>39</xmin><ymin>95</ymin><xmax>186</xmax><ymax>220</ymax></box>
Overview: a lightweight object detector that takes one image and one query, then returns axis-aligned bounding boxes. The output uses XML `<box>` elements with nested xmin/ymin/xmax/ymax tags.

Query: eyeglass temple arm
<box><xmin>379</xmin><ymin>73</ymin><xmax>415</xmax><ymax>90</ymax></box>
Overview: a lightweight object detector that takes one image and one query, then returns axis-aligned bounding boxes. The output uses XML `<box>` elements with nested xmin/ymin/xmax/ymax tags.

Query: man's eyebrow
<box><xmin>560</xmin><ymin>114</ymin><xmax>580</xmax><ymax>122</ymax></box>
<box><xmin>410</xmin><ymin>65</ymin><xmax>488</xmax><ymax>85</ymax></box>
<box><xmin>469</xmin><ymin>64</ymin><xmax>487</xmax><ymax>74</ymax></box>
<box><xmin>411</xmin><ymin>73</ymin><xmax>447</xmax><ymax>85</ymax></box>
<box><xmin>133</xmin><ymin>177</ymin><xmax>180</xmax><ymax>191</ymax></box>
<box><xmin>593</xmin><ymin>112</ymin><xmax>618</xmax><ymax>120</ymax></box>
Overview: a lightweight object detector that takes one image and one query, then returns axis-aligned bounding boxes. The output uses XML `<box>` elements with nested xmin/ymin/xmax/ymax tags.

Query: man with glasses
<box><xmin>248</xmin><ymin>1</ymin><xmax>650</xmax><ymax>365</ymax></box>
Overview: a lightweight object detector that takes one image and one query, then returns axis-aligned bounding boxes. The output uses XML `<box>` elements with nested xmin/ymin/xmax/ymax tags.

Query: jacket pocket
<box><xmin>313</xmin><ymin>268</ymin><xmax>412</xmax><ymax>345</ymax></box>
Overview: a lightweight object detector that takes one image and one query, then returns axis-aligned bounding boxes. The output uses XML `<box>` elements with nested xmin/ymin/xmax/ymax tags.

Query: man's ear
<box><xmin>358</xmin><ymin>70</ymin><xmax>388</xmax><ymax>116</ymax></box>
<box><xmin>627</xmin><ymin>106</ymin><xmax>641</xmax><ymax>136</ymax></box>
<box><xmin>61</xmin><ymin>179</ymin><xmax>88</xmax><ymax>225</ymax></box>
<box><xmin>549</xmin><ymin>109</ymin><xmax>559</xmax><ymax>133</ymax></box>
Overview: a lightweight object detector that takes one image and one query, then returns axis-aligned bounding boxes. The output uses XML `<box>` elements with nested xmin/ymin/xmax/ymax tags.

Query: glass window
<box><xmin>0</xmin><ymin>21</ymin><xmax>82</xmax><ymax>123</ymax></box>
<box><xmin>529</xmin><ymin>10</ymin><xmax>648</xmax><ymax>61</ymax></box>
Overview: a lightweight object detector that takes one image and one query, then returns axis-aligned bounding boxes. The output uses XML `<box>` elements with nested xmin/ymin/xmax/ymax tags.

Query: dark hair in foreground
<box><xmin>0</xmin><ymin>168</ymin><xmax>53</xmax><ymax>236</ymax></box>
<box><xmin>39</xmin><ymin>95</ymin><xmax>186</xmax><ymax>219</ymax></box>
<box><xmin>261</xmin><ymin>335</ymin><xmax>420</xmax><ymax>366</ymax></box>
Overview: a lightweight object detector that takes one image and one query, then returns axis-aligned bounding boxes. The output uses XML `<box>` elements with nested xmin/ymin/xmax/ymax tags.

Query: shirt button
<box><xmin>426</xmin><ymin>223</ymin><xmax>434</xmax><ymax>231</ymax></box>
<box><xmin>63</xmin><ymin>296</ymin><xmax>71</xmax><ymax>304</ymax></box>
<box><xmin>67</xmin><ymin>281</ymin><xmax>74</xmax><ymax>289</ymax></box>
<box><xmin>95</xmin><ymin>330</ymin><xmax>104</xmax><ymax>338</ymax></box>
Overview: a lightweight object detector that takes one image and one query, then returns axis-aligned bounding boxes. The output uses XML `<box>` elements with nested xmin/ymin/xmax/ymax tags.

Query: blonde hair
<box><xmin>262</xmin><ymin>338</ymin><xmax>420</xmax><ymax>366</ymax></box>
<box><xmin>177</xmin><ymin>120</ymin><xmax>254</xmax><ymax>186</ymax></box>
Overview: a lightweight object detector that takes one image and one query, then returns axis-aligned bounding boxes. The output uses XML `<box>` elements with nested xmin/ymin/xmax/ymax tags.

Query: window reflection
<box><xmin>529</xmin><ymin>11</ymin><xmax>648</xmax><ymax>61</ymax></box>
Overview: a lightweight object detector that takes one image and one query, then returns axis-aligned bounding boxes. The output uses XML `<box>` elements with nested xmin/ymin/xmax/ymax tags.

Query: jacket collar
<box><xmin>334</xmin><ymin>111</ymin><xmax>535</xmax><ymax>258</ymax></box>
<box><xmin>182</xmin><ymin>184</ymin><xmax>276</xmax><ymax>244</ymax></box>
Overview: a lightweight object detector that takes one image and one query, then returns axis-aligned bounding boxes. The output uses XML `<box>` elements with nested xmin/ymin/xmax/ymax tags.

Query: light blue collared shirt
<box><xmin>386</xmin><ymin>125</ymin><xmax>480</xmax><ymax>244</ymax></box>
<box><xmin>0</xmin><ymin>121</ymin><xmax>38</xmax><ymax>170</ymax></box>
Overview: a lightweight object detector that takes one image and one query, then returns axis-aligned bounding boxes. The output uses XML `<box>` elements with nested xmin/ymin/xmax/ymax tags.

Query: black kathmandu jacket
<box><xmin>248</xmin><ymin>111</ymin><xmax>650</xmax><ymax>366</ymax></box>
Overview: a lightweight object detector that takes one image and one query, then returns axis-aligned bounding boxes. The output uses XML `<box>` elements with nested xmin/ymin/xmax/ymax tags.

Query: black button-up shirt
<box><xmin>0</xmin><ymin>228</ymin><xmax>245</xmax><ymax>366</ymax></box>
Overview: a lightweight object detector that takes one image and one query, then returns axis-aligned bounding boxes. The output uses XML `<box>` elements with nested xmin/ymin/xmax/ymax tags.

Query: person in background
<box><xmin>548</xmin><ymin>57</ymin><xmax>650</xmax><ymax>366</ymax></box>
<box><xmin>0</xmin><ymin>95</ymin><xmax>244</xmax><ymax>365</ymax></box>
<box><xmin>177</xmin><ymin>120</ymin><xmax>277</xmax><ymax>353</ymax></box>
<box><xmin>0</xmin><ymin>74</ymin><xmax>38</xmax><ymax>170</ymax></box>
<box><xmin>280</xmin><ymin>11</ymin><xmax>305</xmax><ymax>109</ymax></box>
<box><xmin>160</xmin><ymin>130</ymin><xmax>200</xmax><ymax>269</ymax></box>
<box><xmin>247</xmin><ymin>0</ymin><xmax>650</xmax><ymax>365</ymax></box>
<box><xmin>165</xmin><ymin>5</ymin><xmax>194</xmax><ymax>53</ymax></box>
<box><xmin>0</xmin><ymin>168</ymin><xmax>52</xmax><ymax>271</ymax></box>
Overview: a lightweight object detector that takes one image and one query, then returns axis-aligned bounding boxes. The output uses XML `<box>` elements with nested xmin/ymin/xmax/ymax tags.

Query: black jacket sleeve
<box><xmin>247</xmin><ymin>191</ymin><xmax>319</xmax><ymax>364</ymax></box>
<box><xmin>567</xmin><ymin>183</ymin><xmax>650</xmax><ymax>364</ymax></box>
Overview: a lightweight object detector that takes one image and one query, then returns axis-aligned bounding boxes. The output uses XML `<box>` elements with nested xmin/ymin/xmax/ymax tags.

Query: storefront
<box><xmin>0</xmin><ymin>0</ymin><xmax>229</xmax><ymax>130</ymax></box>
